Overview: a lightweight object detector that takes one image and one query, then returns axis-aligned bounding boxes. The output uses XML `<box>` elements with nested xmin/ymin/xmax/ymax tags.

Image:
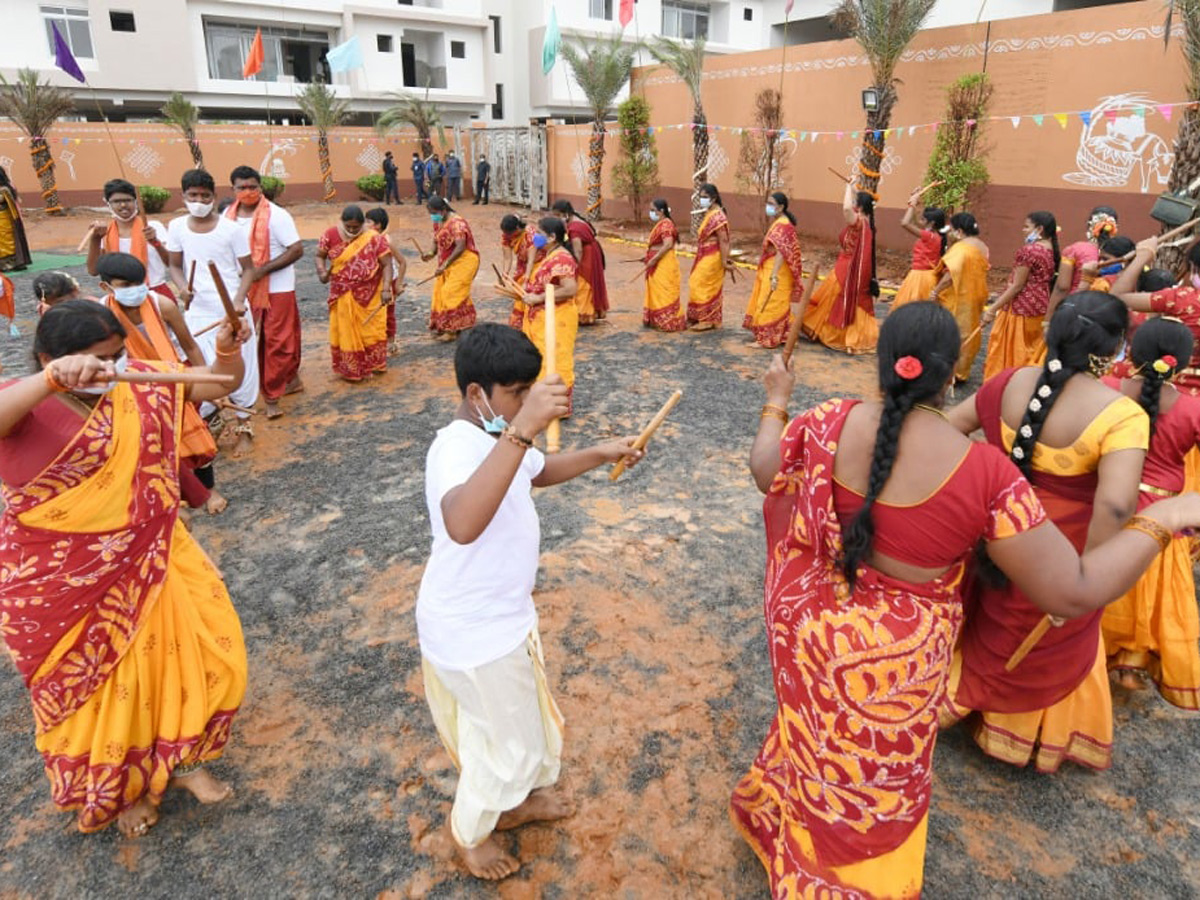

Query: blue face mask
<box><xmin>431</xmin><ymin>213</ymin><xmax>445</xmax><ymax>224</ymax></box>
<box><xmin>112</xmin><ymin>284</ymin><xmax>149</xmax><ymax>308</ymax></box>
<box><xmin>699</xmin><ymin>197</ymin><xmax>712</xmax><ymax>210</ymax></box>
<box><xmin>532</xmin><ymin>233</ymin><xmax>548</xmax><ymax>249</ymax></box>
<box><xmin>474</xmin><ymin>394</ymin><xmax>508</xmax><ymax>434</ymax></box>
<box><xmin>648</xmin><ymin>210</ymin><xmax>661</xmax><ymax>222</ymax></box>
<box><xmin>765</xmin><ymin>204</ymin><xmax>778</xmax><ymax>218</ymax></box>
<box><xmin>1024</xmin><ymin>229</ymin><xmax>1040</xmax><ymax>244</ymax></box>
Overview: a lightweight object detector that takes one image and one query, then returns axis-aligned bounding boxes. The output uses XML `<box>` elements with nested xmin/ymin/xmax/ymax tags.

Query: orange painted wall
<box><xmin>547</xmin><ymin>0</ymin><xmax>1187</xmax><ymax>262</ymax></box>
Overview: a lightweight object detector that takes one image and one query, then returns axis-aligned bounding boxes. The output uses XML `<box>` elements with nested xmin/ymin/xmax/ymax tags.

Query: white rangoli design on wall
<box><xmin>123</xmin><ymin>145</ymin><xmax>163</xmax><ymax>178</ymax></box>
<box><xmin>356</xmin><ymin>145</ymin><xmax>384</xmax><ymax>173</ymax></box>
<box><xmin>845</xmin><ymin>144</ymin><xmax>902</xmax><ymax>178</ymax></box>
<box><xmin>1062</xmin><ymin>93</ymin><xmax>1173</xmax><ymax>193</ymax></box>
<box><xmin>260</xmin><ymin>140</ymin><xmax>299</xmax><ymax>180</ymax></box>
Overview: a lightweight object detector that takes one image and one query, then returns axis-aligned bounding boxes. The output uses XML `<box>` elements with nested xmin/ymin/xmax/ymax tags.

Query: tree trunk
<box><xmin>587</xmin><ymin>118</ymin><xmax>605</xmax><ymax>220</ymax></box>
<box><xmin>317</xmin><ymin>132</ymin><xmax>336</xmax><ymax>201</ymax></box>
<box><xmin>857</xmin><ymin>86</ymin><xmax>896</xmax><ymax>197</ymax></box>
<box><xmin>29</xmin><ymin>136</ymin><xmax>64</xmax><ymax>215</ymax></box>
<box><xmin>419</xmin><ymin>131</ymin><xmax>433</xmax><ymax>159</ymax></box>
<box><xmin>691</xmin><ymin>100</ymin><xmax>709</xmax><ymax>236</ymax></box>
<box><xmin>185</xmin><ymin>127</ymin><xmax>205</xmax><ymax>170</ymax></box>
<box><xmin>1160</xmin><ymin>105</ymin><xmax>1200</xmax><ymax>274</ymax></box>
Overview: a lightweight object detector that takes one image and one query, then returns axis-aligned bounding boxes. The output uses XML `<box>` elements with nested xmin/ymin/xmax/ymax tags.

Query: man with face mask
<box><xmin>166</xmin><ymin>168</ymin><xmax>260</xmax><ymax>457</ymax></box>
<box><xmin>224</xmin><ymin>165</ymin><xmax>304</xmax><ymax>420</ymax></box>
<box><xmin>412</xmin><ymin>151</ymin><xmax>427</xmax><ymax>203</ymax></box>
<box><xmin>84</xmin><ymin>178</ymin><xmax>171</xmax><ymax>297</ymax></box>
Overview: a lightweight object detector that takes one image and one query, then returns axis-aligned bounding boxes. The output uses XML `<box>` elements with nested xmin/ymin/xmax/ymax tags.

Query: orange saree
<box><xmin>320</xmin><ymin>226</ymin><xmax>390</xmax><ymax>381</ymax></box>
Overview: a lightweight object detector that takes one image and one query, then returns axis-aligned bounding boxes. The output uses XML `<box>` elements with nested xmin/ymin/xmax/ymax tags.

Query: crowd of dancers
<box><xmin>3</xmin><ymin>154</ymin><xmax>1200</xmax><ymax>898</ymax></box>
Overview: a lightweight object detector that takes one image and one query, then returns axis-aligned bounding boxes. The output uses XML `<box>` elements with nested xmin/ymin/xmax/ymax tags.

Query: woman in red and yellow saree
<box><xmin>892</xmin><ymin>193</ymin><xmax>947</xmax><ymax>310</ymax></box>
<box><xmin>0</xmin><ymin>165</ymin><xmax>31</xmax><ymax>272</ymax></box>
<box><xmin>501</xmin><ymin>215</ymin><xmax>535</xmax><ymax>329</ymax></box>
<box><xmin>428</xmin><ymin>198</ymin><xmax>479</xmax><ymax>341</ymax></box>
<box><xmin>687</xmin><ymin>184</ymin><xmax>730</xmax><ymax>331</ymax></box>
<box><xmin>521</xmin><ymin>218</ymin><xmax>580</xmax><ymax>415</ymax></box>
<box><xmin>737</xmin><ymin>301</ymin><xmax>1200</xmax><ymax>898</ymax></box>
<box><xmin>1102</xmin><ymin>319</ymin><xmax>1200</xmax><ymax>709</ymax></box>
<box><xmin>1047</xmin><ymin>206</ymin><xmax>1117</xmax><ymax>321</ymax></box>
<box><xmin>801</xmin><ymin>181</ymin><xmax>879</xmax><ymax>354</ymax></box>
<box><xmin>316</xmin><ymin>205</ymin><xmax>392</xmax><ymax>381</ymax></box>
<box><xmin>0</xmin><ymin>300</ymin><xmax>249</xmax><ymax>838</ymax></box>
<box><xmin>981</xmin><ymin>212</ymin><xmax>1060</xmax><ymax>380</ymax></box>
<box><xmin>744</xmin><ymin>194</ymin><xmax>803</xmax><ymax>349</ymax></box>
<box><xmin>944</xmin><ymin>293</ymin><xmax>1148</xmax><ymax>773</ymax></box>
<box><xmin>928</xmin><ymin>213</ymin><xmax>990</xmax><ymax>383</ymax></box>
<box><xmin>553</xmin><ymin>200</ymin><xmax>608</xmax><ymax>326</ymax></box>
<box><xmin>642</xmin><ymin>199</ymin><xmax>684</xmax><ymax>332</ymax></box>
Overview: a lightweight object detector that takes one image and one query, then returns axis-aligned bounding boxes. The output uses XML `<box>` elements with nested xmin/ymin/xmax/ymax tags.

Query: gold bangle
<box><xmin>502</xmin><ymin>424</ymin><xmax>533</xmax><ymax>448</ymax></box>
<box><xmin>1124</xmin><ymin>515</ymin><xmax>1173</xmax><ymax>552</ymax></box>
<box><xmin>43</xmin><ymin>366</ymin><xmax>68</xmax><ymax>393</ymax></box>
<box><xmin>215</xmin><ymin>348</ymin><xmax>241</xmax><ymax>361</ymax></box>
<box><xmin>761</xmin><ymin>404</ymin><xmax>789</xmax><ymax>423</ymax></box>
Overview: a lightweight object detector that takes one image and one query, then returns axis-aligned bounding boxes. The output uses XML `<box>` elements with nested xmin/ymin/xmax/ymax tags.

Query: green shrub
<box><xmin>261</xmin><ymin>175</ymin><xmax>285</xmax><ymax>202</ymax></box>
<box><xmin>139</xmin><ymin>185</ymin><xmax>170</xmax><ymax>214</ymax></box>
<box><xmin>356</xmin><ymin>174</ymin><xmax>386</xmax><ymax>201</ymax></box>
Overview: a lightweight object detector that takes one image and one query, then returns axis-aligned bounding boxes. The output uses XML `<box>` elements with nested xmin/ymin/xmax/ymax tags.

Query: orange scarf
<box><xmin>225</xmin><ymin>199</ymin><xmax>272</xmax><ymax>312</ymax></box>
<box><xmin>104</xmin><ymin>218</ymin><xmax>149</xmax><ymax>280</ymax></box>
<box><xmin>105</xmin><ymin>295</ymin><xmax>217</xmax><ymax>462</ymax></box>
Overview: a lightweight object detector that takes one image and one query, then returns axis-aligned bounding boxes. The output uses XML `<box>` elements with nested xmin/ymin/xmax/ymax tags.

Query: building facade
<box><xmin>2</xmin><ymin>0</ymin><xmax>1140</xmax><ymax>127</ymax></box>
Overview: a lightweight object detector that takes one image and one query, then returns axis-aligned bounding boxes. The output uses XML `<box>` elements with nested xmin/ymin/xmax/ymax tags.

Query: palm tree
<box><xmin>1160</xmin><ymin>1</ymin><xmax>1200</xmax><ymax>271</ymax></box>
<box><xmin>648</xmin><ymin>36</ymin><xmax>708</xmax><ymax>235</ymax></box>
<box><xmin>377</xmin><ymin>90</ymin><xmax>444</xmax><ymax>158</ymax></box>
<box><xmin>160</xmin><ymin>92</ymin><xmax>205</xmax><ymax>170</ymax></box>
<box><xmin>295</xmin><ymin>80</ymin><xmax>351</xmax><ymax>202</ymax></box>
<box><xmin>560</xmin><ymin>34</ymin><xmax>637</xmax><ymax>220</ymax></box>
<box><xmin>830</xmin><ymin>0</ymin><xmax>936</xmax><ymax>196</ymax></box>
<box><xmin>0</xmin><ymin>68</ymin><xmax>75</xmax><ymax>215</ymax></box>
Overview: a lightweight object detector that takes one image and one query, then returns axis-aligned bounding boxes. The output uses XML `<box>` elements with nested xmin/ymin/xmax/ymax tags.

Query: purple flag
<box><xmin>51</xmin><ymin>22</ymin><xmax>86</xmax><ymax>83</ymax></box>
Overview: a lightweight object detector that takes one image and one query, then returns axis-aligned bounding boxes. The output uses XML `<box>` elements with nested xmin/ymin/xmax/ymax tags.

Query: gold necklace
<box><xmin>913</xmin><ymin>403</ymin><xmax>948</xmax><ymax>421</ymax></box>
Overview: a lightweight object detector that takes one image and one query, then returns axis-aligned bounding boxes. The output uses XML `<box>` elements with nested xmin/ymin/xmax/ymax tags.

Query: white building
<box><xmin>1</xmin><ymin>0</ymin><xmax>1140</xmax><ymax>127</ymax></box>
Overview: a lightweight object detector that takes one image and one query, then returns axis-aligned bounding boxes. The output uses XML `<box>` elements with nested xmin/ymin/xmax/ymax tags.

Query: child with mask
<box><xmin>166</xmin><ymin>168</ymin><xmax>259</xmax><ymax>457</ymax></box>
<box><xmin>417</xmin><ymin>323</ymin><xmax>642</xmax><ymax>882</ymax></box>
<box><xmin>85</xmin><ymin>178</ymin><xmax>172</xmax><ymax>298</ymax></box>
<box><xmin>96</xmin><ymin>251</ymin><xmax>226</xmax><ymax>514</ymax></box>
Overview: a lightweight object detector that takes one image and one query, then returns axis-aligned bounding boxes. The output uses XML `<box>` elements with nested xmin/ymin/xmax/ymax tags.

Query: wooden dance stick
<box><xmin>783</xmin><ymin>264</ymin><xmax>820</xmax><ymax>367</ymax></box>
<box><xmin>410</xmin><ymin>237</ymin><xmax>432</xmax><ymax>259</ymax></box>
<box><xmin>491</xmin><ymin>262</ymin><xmax>506</xmax><ymax>282</ymax></box>
<box><xmin>828</xmin><ymin>166</ymin><xmax>853</xmax><ymax>185</ymax></box>
<box><xmin>610</xmin><ymin>389</ymin><xmax>683</xmax><ymax>481</ymax></box>
<box><xmin>117</xmin><ymin>370</ymin><xmax>237</xmax><ymax>385</ymax></box>
<box><xmin>1004</xmin><ymin>615</ymin><xmax>1053</xmax><ymax>672</ymax></box>
<box><xmin>960</xmin><ymin>322</ymin><xmax>984</xmax><ymax>350</ymax></box>
<box><xmin>187</xmin><ymin>261</ymin><xmax>197</xmax><ymax>292</ymax></box>
<box><xmin>216</xmin><ymin>399</ymin><xmax>257</xmax><ymax>415</ymax></box>
<box><xmin>544</xmin><ymin>283</ymin><xmax>560</xmax><ymax>453</ymax></box>
<box><xmin>206</xmin><ymin>261</ymin><xmax>241</xmax><ymax>330</ymax></box>
<box><xmin>416</xmin><ymin>272</ymin><xmax>437</xmax><ymax>286</ymax></box>
<box><xmin>1158</xmin><ymin>217</ymin><xmax>1200</xmax><ymax>246</ymax></box>
<box><xmin>76</xmin><ymin>227</ymin><xmax>97</xmax><ymax>253</ymax></box>
<box><xmin>909</xmin><ymin>180</ymin><xmax>945</xmax><ymax>202</ymax></box>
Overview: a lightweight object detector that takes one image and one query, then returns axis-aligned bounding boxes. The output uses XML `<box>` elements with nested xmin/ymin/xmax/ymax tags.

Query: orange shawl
<box><xmin>225</xmin><ymin>200</ymin><xmax>271</xmax><ymax>312</ymax></box>
<box><xmin>103</xmin><ymin>219</ymin><xmax>149</xmax><ymax>279</ymax></box>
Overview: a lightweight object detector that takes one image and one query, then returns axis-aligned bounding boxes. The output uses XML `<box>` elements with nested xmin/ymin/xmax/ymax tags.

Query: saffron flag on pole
<box><xmin>619</xmin><ymin>0</ymin><xmax>635</xmax><ymax>28</ymax></box>
<box><xmin>543</xmin><ymin>7</ymin><xmax>561</xmax><ymax>75</ymax></box>
<box><xmin>327</xmin><ymin>36</ymin><xmax>364</xmax><ymax>73</ymax></box>
<box><xmin>243</xmin><ymin>28</ymin><xmax>264</xmax><ymax>78</ymax></box>
<box><xmin>50</xmin><ymin>23</ymin><xmax>86</xmax><ymax>83</ymax></box>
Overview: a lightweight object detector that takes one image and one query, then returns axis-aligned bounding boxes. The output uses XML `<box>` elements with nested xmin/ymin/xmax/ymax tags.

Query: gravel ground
<box><xmin>0</xmin><ymin>212</ymin><xmax>1198</xmax><ymax>899</ymax></box>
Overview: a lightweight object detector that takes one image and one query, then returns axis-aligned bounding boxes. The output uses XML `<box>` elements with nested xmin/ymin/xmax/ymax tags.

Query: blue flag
<box><xmin>326</xmin><ymin>36</ymin><xmax>364</xmax><ymax>73</ymax></box>
<box><xmin>542</xmin><ymin>8</ymin><xmax>560</xmax><ymax>75</ymax></box>
<box><xmin>51</xmin><ymin>22</ymin><xmax>86</xmax><ymax>83</ymax></box>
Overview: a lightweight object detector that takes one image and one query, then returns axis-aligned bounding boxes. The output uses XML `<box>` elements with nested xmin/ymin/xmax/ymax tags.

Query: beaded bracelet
<box><xmin>761</xmin><ymin>404</ymin><xmax>789</xmax><ymax>423</ymax></box>
<box><xmin>501</xmin><ymin>425</ymin><xmax>533</xmax><ymax>449</ymax></box>
<box><xmin>1124</xmin><ymin>515</ymin><xmax>1173</xmax><ymax>552</ymax></box>
<box><xmin>43</xmin><ymin>366</ymin><xmax>68</xmax><ymax>393</ymax></box>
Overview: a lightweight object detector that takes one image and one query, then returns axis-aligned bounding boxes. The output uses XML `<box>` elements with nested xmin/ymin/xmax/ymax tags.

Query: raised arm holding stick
<box><xmin>610</xmin><ymin>390</ymin><xmax>683</xmax><ymax>481</ymax></box>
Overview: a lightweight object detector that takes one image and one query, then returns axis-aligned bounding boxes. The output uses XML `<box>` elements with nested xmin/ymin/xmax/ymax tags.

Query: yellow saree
<box><xmin>937</xmin><ymin>241</ymin><xmax>990</xmax><ymax>381</ymax></box>
<box><xmin>322</xmin><ymin>226</ymin><xmax>390</xmax><ymax>381</ymax></box>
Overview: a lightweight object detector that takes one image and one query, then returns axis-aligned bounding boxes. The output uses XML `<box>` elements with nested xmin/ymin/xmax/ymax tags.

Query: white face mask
<box><xmin>648</xmin><ymin>210</ymin><xmax>661</xmax><ymax>222</ymax></box>
<box><xmin>1024</xmin><ymin>228</ymin><xmax>1040</xmax><ymax>244</ymax></box>
<box><xmin>112</xmin><ymin>284</ymin><xmax>149</xmax><ymax>308</ymax></box>
<box><xmin>765</xmin><ymin>204</ymin><xmax>778</xmax><ymax>218</ymax></box>
<box><xmin>186</xmin><ymin>200</ymin><xmax>214</xmax><ymax>217</ymax></box>
<box><xmin>73</xmin><ymin>354</ymin><xmax>129</xmax><ymax>395</ymax></box>
<box><xmin>109</xmin><ymin>202</ymin><xmax>138</xmax><ymax>222</ymax></box>
<box><xmin>699</xmin><ymin>197</ymin><xmax>712</xmax><ymax>210</ymax></box>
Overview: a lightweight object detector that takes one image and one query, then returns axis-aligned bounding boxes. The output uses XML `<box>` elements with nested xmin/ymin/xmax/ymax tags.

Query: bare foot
<box><xmin>496</xmin><ymin>787</ymin><xmax>573</xmax><ymax>831</ymax></box>
<box><xmin>204</xmin><ymin>489</ymin><xmax>228</xmax><ymax>516</ymax></box>
<box><xmin>170</xmin><ymin>768</ymin><xmax>234</xmax><ymax>804</ymax></box>
<box><xmin>231</xmin><ymin>425</ymin><xmax>254</xmax><ymax>459</ymax></box>
<box><xmin>284</xmin><ymin>377</ymin><xmax>305</xmax><ymax>396</ymax></box>
<box><xmin>265</xmin><ymin>401</ymin><xmax>283</xmax><ymax>420</ymax></box>
<box><xmin>388</xmin><ymin>341</ymin><xmax>400</xmax><ymax>356</ymax></box>
<box><xmin>116</xmin><ymin>795</ymin><xmax>159</xmax><ymax>838</ymax></box>
<box><xmin>1114</xmin><ymin>669</ymin><xmax>1147</xmax><ymax>691</ymax></box>
<box><xmin>458</xmin><ymin>833</ymin><xmax>519</xmax><ymax>881</ymax></box>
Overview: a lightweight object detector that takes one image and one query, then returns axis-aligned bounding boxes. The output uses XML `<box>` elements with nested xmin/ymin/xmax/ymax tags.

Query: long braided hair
<box><xmin>1129</xmin><ymin>318</ymin><xmax>1194</xmax><ymax>436</ymax></box>
<box><xmin>857</xmin><ymin>191</ymin><xmax>880</xmax><ymax>298</ymax></box>
<box><xmin>1028</xmin><ymin>210</ymin><xmax>1061</xmax><ymax>291</ymax></box>
<box><xmin>1008</xmin><ymin>291</ymin><xmax>1128</xmax><ymax>478</ymax></box>
<box><xmin>841</xmin><ymin>301</ymin><xmax>959</xmax><ymax>588</ymax></box>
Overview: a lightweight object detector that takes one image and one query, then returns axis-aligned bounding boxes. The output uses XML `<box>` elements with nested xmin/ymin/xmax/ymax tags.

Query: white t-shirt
<box><xmin>417</xmin><ymin>419</ymin><xmax>546</xmax><ymax>671</ymax></box>
<box><xmin>166</xmin><ymin>215</ymin><xmax>250</xmax><ymax>323</ymax></box>
<box><xmin>227</xmin><ymin>201</ymin><xmax>302</xmax><ymax>293</ymax></box>
<box><xmin>116</xmin><ymin>219</ymin><xmax>169</xmax><ymax>286</ymax></box>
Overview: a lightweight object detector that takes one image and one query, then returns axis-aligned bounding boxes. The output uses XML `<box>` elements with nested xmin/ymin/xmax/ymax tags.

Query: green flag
<box><xmin>542</xmin><ymin>7</ymin><xmax>560</xmax><ymax>75</ymax></box>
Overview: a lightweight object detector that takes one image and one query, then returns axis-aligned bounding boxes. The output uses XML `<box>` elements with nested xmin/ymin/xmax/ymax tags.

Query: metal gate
<box><xmin>465</xmin><ymin>125</ymin><xmax>548</xmax><ymax>210</ymax></box>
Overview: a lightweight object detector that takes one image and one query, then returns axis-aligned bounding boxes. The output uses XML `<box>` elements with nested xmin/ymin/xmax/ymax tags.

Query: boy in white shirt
<box><xmin>84</xmin><ymin>178</ymin><xmax>171</xmax><ymax>296</ymax></box>
<box><xmin>166</xmin><ymin>168</ymin><xmax>259</xmax><ymax>457</ymax></box>
<box><xmin>418</xmin><ymin>323</ymin><xmax>642</xmax><ymax>880</ymax></box>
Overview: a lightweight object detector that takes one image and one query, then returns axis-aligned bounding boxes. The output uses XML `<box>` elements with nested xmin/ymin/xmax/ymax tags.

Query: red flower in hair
<box><xmin>1163</xmin><ymin>355</ymin><xmax>1178</xmax><ymax>368</ymax></box>
<box><xmin>894</xmin><ymin>356</ymin><xmax>923</xmax><ymax>380</ymax></box>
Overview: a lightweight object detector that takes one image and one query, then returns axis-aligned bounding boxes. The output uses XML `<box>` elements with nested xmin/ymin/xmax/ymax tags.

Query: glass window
<box><xmin>492</xmin><ymin>83</ymin><xmax>504</xmax><ymax>120</ymax></box>
<box><xmin>662</xmin><ymin>1</ymin><xmax>709</xmax><ymax>40</ymax></box>
<box><xmin>110</xmin><ymin>11</ymin><xmax>136</xmax><ymax>32</ymax></box>
<box><xmin>450</xmin><ymin>40</ymin><xmax>465</xmax><ymax>59</ymax></box>
<box><xmin>489</xmin><ymin>14</ymin><xmax>501</xmax><ymax>54</ymax></box>
<box><xmin>378</xmin><ymin>34</ymin><xmax>393</xmax><ymax>52</ymax></box>
<box><xmin>203</xmin><ymin>21</ymin><xmax>329</xmax><ymax>82</ymax></box>
<box><xmin>41</xmin><ymin>6</ymin><xmax>94</xmax><ymax>58</ymax></box>
<box><xmin>589</xmin><ymin>0</ymin><xmax>614</xmax><ymax>21</ymax></box>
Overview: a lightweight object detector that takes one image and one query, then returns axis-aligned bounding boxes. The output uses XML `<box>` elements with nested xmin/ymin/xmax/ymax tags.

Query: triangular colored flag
<box><xmin>243</xmin><ymin>28</ymin><xmax>264</xmax><ymax>78</ymax></box>
<box><xmin>51</xmin><ymin>22</ymin><xmax>86</xmax><ymax>83</ymax></box>
<box><xmin>326</xmin><ymin>36</ymin><xmax>364</xmax><ymax>73</ymax></box>
<box><xmin>1080</xmin><ymin>111</ymin><xmax>1092</xmax><ymax>127</ymax></box>
<box><xmin>908</xmin><ymin>126</ymin><xmax>916</xmax><ymax>136</ymax></box>
<box><xmin>1033</xmin><ymin>114</ymin><xmax>1044</xmax><ymax>127</ymax></box>
<box><xmin>1104</xmin><ymin>109</ymin><xmax>1118</xmax><ymax>121</ymax></box>
<box><xmin>1053</xmin><ymin>113</ymin><xmax>1068</xmax><ymax>129</ymax></box>
<box><xmin>1159</xmin><ymin>104</ymin><xmax>1174</xmax><ymax>122</ymax></box>
<box><xmin>542</xmin><ymin>7</ymin><xmax>561</xmax><ymax>75</ymax></box>
<box><xmin>1135</xmin><ymin>107</ymin><xmax>1146</xmax><ymax>119</ymax></box>
<box><xmin>1010</xmin><ymin>116</ymin><xmax>1020</xmax><ymax>128</ymax></box>
<box><xmin>619</xmin><ymin>0</ymin><xmax>635</xmax><ymax>28</ymax></box>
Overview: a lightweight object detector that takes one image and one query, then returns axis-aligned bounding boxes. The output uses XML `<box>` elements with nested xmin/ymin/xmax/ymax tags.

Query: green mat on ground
<box><xmin>11</xmin><ymin>252</ymin><xmax>89</xmax><ymax>275</ymax></box>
